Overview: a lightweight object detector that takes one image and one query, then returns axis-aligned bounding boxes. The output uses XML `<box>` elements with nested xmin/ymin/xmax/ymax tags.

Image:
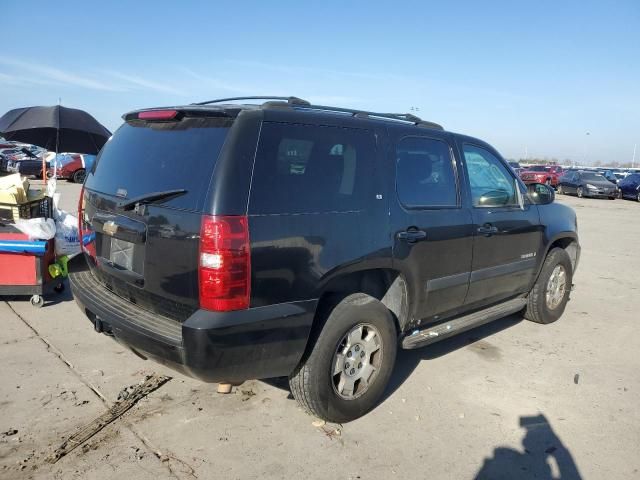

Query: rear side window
<box><xmin>86</xmin><ymin>117</ymin><xmax>232</xmax><ymax>211</ymax></box>
<box><xmin>396</xmin><ymin>137</ymin><xmax>458</xmax><ymax>208</ymax></box>
<box><xmin>249</xmin><ymin>122</ymin><xmax>374</xmax><ymax>214</ymax></box>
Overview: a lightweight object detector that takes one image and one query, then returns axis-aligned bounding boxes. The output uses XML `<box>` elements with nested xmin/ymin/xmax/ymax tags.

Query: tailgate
<box><xmin>82</xmin><ymin>112</ymin><xmax>233</xmax><ymax>321</ymax></box>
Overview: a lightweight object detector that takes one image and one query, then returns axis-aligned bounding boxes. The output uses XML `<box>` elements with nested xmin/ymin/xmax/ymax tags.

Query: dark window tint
<box><xmin>86</xmin><ymin>117</ymin><xmax>232</xmax><ymax>211</ymax></box>
<box><xmin>579</xmin><ymin>172</ymin><xmax>605</xmax><ymax>181</ymax></box>
<box><xmin>249</xmin><ymin>122</ymin><xmax>374</xmax><ymax>214</ymax></box>
<box><xmin>463</xmin><ymin>144</ymin><xmax>518</xmax><ymax>207</ymax></box>
<box><xmin>395</xmin><ymin>137</ymin><xmax>457</xmax><ymax>207</ymax></box>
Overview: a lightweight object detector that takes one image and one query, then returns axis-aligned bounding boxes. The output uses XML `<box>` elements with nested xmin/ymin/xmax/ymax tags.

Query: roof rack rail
<box><xmin>193</xmin><ymin>96</ymin><xmax>310</xmax><ymax>106</ymax></box>
<box><xmin>192</xmin><ymin>96</ymin><xmax>443</xmax><ymax>129</ymax></box>
<box><xmin>291</xmin><ymin>104</ymin><xmax>444</xmax><ymax>130</ymax></box>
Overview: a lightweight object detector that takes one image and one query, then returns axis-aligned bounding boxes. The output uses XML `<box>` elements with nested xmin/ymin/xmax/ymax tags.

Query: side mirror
<box><xmin>527</xmin><ymin>183</ymin><xmax>555</xmax><ymax>205</ymax></box>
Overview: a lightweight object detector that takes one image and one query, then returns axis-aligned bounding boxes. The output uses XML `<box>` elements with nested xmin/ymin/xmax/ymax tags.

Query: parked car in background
<box><xmin>0</xmin><ymin>148</ymin><xmax>22</xmax><ymax>162</ymax></box>
<box><xmin>599</xmin><ymin>170</ymin><xmax>620</xmax><ymax>185</ymax></box>
<box><xmin>520</xmin><ymin>165</ymin><xmax>564</xmax><ymax>187</ymax></box>
<box><xmin>5</xmin><ymin>147</ymin><xmax>48</xmax><ymax>178</ymax></box>
<box><xmin>47</xmin><ymin>153</ymin><xmax>94</xmax><ymax>182</ymax></box>
<box><xmin>557</xmin><ymin>170</ymin><xmax>617</xmax><ymax>199</ymax></box>
<box><xmin>68</xmin><ymin>97</ymin><xmax>580</xmax><ymax>423</ymax></box>
<box><xmin>508</xmin><ymin>161</ymin><xmax>523</xmax><ymax>175</ymax></box>
<box><xmin>617</xmin><ymin>173</ymin><xmax>640</xmax><ymax>202</ymax></box>
<box><xmin>13</xmin><ymin>158</ymin><xmax>50</xmax><ymax>178</ymax></box>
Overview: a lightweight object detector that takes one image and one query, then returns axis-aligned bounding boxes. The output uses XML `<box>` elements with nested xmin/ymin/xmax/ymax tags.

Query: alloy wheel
<box><xmin>545</xmin><ymin>265</ymin><xmax>567</xmax><ymax>310</ymax></box>
<box><xmin>332</xmin><ymin>323</ymin><xmax>383</xmax><ymax>400</ymax></box>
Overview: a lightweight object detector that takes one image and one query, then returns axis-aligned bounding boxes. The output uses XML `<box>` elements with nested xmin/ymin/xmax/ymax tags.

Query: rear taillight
<box><xmin>77</xmin><ymin>185</ymin><xmax>96</xmax><ymax>259</ymax></box>
<box><xmin>77</xmin><ymin>184</ymin><xmax>84</xmax><ymax>245</ymax></box>
<box><xmin>198</xmin><ymin>215</ymin><xmax>250</xmax><ymax>311</ymax></box>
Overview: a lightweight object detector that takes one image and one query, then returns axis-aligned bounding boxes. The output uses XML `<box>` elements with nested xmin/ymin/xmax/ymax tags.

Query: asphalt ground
<box><xmin>1</xmin><ymin>180</ymin><xmax>638</xmax><ymax>479</ymax></box>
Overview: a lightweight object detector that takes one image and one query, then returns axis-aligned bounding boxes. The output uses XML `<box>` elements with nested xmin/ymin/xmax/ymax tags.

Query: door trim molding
<box><xmin>426</xmin><ymin>271</ymin><xmax>470</xmax><ymax>292</ymax></box>
<box><xmin>470</xmin><ymin>257</ymin><xmax>537</xmax><ymax>283</ymax></box>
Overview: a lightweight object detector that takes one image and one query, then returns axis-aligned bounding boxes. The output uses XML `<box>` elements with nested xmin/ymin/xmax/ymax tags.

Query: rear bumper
<box><xmin>68</xmin><ymin>257</ymin><xmax>317</xmax><ymax>383</ymax></box>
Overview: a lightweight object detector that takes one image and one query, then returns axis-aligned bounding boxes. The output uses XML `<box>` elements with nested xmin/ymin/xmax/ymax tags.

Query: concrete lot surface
<box><xmin>1</xmin><ymin>181</ymin><xmax>638</xmax><ymax>479</ymax></box>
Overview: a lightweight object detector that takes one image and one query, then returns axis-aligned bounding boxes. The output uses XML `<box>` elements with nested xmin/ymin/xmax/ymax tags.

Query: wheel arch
<box><xmin>313</xmin><ymin>268</ymin><xmax>410</xmax><ymax>336</ymax></box>
<box><xmin>539</xmin><ymin>233</ymin><xmax>580</xmax><ymax>278</ymax></box>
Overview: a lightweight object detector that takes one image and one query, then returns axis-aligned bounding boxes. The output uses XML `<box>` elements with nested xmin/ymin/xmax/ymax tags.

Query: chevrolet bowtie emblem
<box><xmin>103</xmin><ymin>221</ymin><xmax>118</xmax><ymax>236</ymax></box>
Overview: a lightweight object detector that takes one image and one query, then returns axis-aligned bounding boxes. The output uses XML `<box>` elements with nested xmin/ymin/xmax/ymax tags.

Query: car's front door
<box><xmin>390</xmin><ymin>132</ymin><xmax>473</xmax><ymax>323</ymax></box>
<box><xmin>459</xmin><ymin>142</ymin><xmax>543</xmax><ymax>307</ymax></box>
<box><xmin>562</xmin><ymin>172</ymin><xmax>575</xmax><ymax>193</ymax></box>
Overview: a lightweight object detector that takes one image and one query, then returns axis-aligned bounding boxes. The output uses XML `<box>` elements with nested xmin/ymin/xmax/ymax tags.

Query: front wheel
<box><xmin>524</xmin><ymin>248</ymin><xmax>573</xmax><ymax>324</ymax></box>
<box><xmin>637</xmin><ymin>191</ymin><xmax>640</xmax><ymax>203</ymax></box>
<box><xmin>289</xmin><ymin>293</ymin><xmax>397</xmax><ymax>423</ymax></box>
<box><xmin>557</xmin><ymin>185</ymin><xmax>564</xmax><ymax>195</ymax></box>
<box><xmin>577</xmin><ymin>187</ymin><xmax>584</xmax><ymax>198</ymax></box>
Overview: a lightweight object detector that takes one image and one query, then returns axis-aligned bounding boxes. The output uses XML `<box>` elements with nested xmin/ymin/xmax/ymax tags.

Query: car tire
<box><xmin>577</xmin><ymin>187</ymin><xmax>584</xmax><ymax>198</ymax></box>
<box><xmin>524</xmin><ymin>248</ymin><xmax>573</xmax><ymax>324</ymax></box>
<box><xmin>637</xmin><ymin>191</ymin><xmax>640</xmax><ymax>203</ymax></box>
<box><xmin>289</xmin><ymin>293</ymin><xmax>397</xmax><ymax>423</ymax></box>
<box><xmin>72</xmin><ymin>169</ymin><xmax>86</xmax><ymax>184</ymax></box>
<box><xmin>557</xmin><ymin>185</ymin><xmax>564</xmax><ymax>195</ymax></box>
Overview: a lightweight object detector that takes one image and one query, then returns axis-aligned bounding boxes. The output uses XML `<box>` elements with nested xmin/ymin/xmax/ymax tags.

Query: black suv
<box><xmin>69</xmin><ymin>96</ymin><xmax>580</xmax><ymax>422</ymax></box>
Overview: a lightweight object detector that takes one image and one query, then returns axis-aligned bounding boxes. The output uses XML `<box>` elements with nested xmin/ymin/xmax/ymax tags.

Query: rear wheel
<box><xmin>289</xmin><ymin>293</ymin><xmax>397</xmax><ymax>423</ymax></box>
<box><xmin>524</xmin><ymin>248</ymin><xmax>573</xmax><ymax>324</ymax></box>
<box><xmin>637</xmin><ymin>191</ymin><xmax>640</xmax><ymax>202</ymax></box>
<box><xmin>72</xmin><ymin>168</ymin><xmax>86</xmax><ymax>184</ymax></box>
<box><xmin>577</xmin><ymin>187</ymin><xmax>584</xmax><ymax>198</ymax></box>
<box><xmin>557</xmin><ymin>185</ymin><xmax>564</xmax><ymax>195</ymax></box>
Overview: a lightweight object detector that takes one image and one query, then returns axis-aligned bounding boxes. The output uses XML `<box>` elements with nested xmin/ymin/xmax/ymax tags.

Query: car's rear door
<box><xmin>390</xmin><ymin>130</ymin><xmax>473</xmax><ymax>323</ymax></box>
<box><xmin>81</xmin><ymin>111</ymin><xmax>235</xmax><ymax>321</ymax></box>
<box><xmin>458</xmin><ymin>141</ymin><xmax>543</xmax><ymax>307</ymax></box>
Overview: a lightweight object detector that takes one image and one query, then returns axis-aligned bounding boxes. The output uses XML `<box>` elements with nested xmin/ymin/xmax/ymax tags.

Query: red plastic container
<box><xmin>0</xmin><ymin>226</ymin><xmax>59</xmax><ymax>307</ymax></box>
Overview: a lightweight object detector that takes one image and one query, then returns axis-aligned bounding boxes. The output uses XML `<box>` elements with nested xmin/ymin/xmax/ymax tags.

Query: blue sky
<box><xmin>1</xmin><ymin>0</ymin><xmax>638</xmax><ymax>163</ymax></box>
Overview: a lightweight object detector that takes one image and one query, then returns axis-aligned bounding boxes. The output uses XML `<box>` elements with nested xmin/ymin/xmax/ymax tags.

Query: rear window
<box><xmin>249</xmin><ymin>122</ymin><xmax>375</xmax><ymax>214</ymax></box>
<box><xmin>86</xmin><ymin>117</ymin><xmax>232</xmax><ymax>211</ymax></box>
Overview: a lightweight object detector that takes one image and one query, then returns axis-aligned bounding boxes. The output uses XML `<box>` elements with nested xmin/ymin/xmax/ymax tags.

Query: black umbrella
<box><xmin>0</xmin><ymin>105</ymin><xmax>111</xmax><ymax>182</ymax></box>
<box><xmin>0</xmin><ymin>105</ymin><xmax>111</xmax><ymax>155</ymax></box>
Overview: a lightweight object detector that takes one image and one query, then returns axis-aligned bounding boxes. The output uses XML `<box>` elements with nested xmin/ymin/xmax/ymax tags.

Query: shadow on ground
<box><xmin>475</xmin><ymin>413</ymin><xmax>583</xmax><ymax>479</ymax></box>
<box><xmin>382</xmin><ymin>313</ymin><xmax>522</xmax><ymax>401</ymax></box>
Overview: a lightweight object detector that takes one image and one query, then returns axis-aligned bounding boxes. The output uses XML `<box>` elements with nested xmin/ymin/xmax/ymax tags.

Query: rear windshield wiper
<box><xmin>117</xmin><ymin>189</ymin><xmax>187</xmax><ymax>210</ymax></box>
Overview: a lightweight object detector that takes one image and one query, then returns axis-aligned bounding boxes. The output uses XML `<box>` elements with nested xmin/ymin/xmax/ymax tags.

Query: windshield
<box><xmin>86</xmin><ymin>117</ymin><xmax>232</xmax><ymax>211</ymax></box>
<box><xmin>528</xmin><ymin>166</ymin><xmax>547</xmax><ymax>171</ymax></box>
<box><xmin>581</xmin><ymin>172</ymin><xmax>605</xmax><ymax>181</ymax></box>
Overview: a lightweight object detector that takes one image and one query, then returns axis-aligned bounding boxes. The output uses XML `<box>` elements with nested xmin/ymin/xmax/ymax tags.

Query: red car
<box><xmin>520</xmin><ymin>165</ymin><xmax>564</xmax><ymax>187</ymax></box>
<box><xmin>47</xmin><ymin>153</ymin><xmax>87</xmax><ymax>183</ymax></box>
